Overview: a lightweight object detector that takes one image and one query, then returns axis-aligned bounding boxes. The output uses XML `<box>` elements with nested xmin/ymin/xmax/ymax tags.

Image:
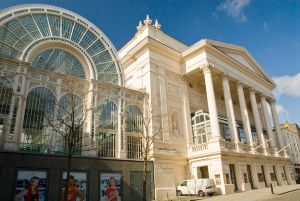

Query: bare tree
<box><xmin>125</xmin><ymin>107</ymin><xmax>161</xmax><ymax>201</ymax></box>
<box><xmin>46</xmin><ymin>78</ymin><xmax>90</xmax><ymax>201</ymax></box>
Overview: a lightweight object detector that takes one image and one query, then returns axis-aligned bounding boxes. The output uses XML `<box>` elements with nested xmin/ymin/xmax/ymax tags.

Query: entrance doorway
<box><xmin>197</xmin><ymin>166</ymin><xmax>209</xmax><ymax>178</ymax></box>
<box><xmin>261</xmin><ymin>165</ymin><xmax>268</xmax><ymax>187</ymax></box>
<box><xmin>229</xmin><ymin>164</ymin><xmax>237</xmax><ymax>191</ymax></box>
<box><xmin>247</xmin><ymin>165</ymin><xmax>254</xmax><ymax>189</ymax></box>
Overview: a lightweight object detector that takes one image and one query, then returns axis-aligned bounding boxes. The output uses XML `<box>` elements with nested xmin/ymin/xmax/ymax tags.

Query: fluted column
<box><xmin>249</xmin><ymin>89</ymin><xmax>266</xmax><ymax>153</ymax></box>
<box><xmin>221</xmin><ymin>73</ymin><xmax>239</xmax><ymax>143</ymax></box>
<box><xmin>270</xmin><ymin>99</ymin><xmax>284</xmax><ymax>149</ymax></box>
<box><xmin>260</xmin><ymin>95</ymin><xmax>276</xmax><ymax>149</ymax></box>
<box><xmin>236</xmin><ymin>82</ymin><xmax>253</xmax><ymax>147</ymax></box>
<box><xmin>201</xmin><ymin>63</ymin><xmax>221</xmax><ymax>139</ymax></box>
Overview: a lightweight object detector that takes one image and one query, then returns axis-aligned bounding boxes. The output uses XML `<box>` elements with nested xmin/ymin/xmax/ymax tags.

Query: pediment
<box><xmin>207</xmin><ymin>40</ymin><xmax>274</xmax><ymax>85</ymax></box>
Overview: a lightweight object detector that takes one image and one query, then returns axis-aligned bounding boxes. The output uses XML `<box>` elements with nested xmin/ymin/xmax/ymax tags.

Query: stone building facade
<box><xmin>119</xmin><ymin>15</ymin><xmax>295</xmax><ymax>198</ymax></box>
<box><xmin>0</xmin><ymin>4</ymin><xmax>295</xmax><ymax>200</ymax></box>
<box><xmin>280</xmin><ymin>122</ymin><xmax>300</xmax><ymax>180</ymax></box>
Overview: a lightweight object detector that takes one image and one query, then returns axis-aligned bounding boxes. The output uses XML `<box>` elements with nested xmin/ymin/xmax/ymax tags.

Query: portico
<box><xmin>183</xmin><ymin>49</ymin><xmax>292</xmax><ymax>193</ymax></box>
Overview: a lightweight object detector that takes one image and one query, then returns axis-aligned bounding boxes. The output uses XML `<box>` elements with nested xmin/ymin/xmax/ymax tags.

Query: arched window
<box><xmin>97</xmin><ymin>99</ymin><xmax>118</xmax><ymax>158</ymax></box>
<box><xmin>126</xmin><ymin>105</ymin><xmax>143</xmax><ymax>133</ymax></box>
<box><xmin>0</xmin><ymin>77</ymin><xmax>13</xmax><ymax>144</ymax></box>
<box><xmin>56</xmin><ymin>93</ymin><xmax>83</xmax><ymax>154</ymax></box>
<box><xmin>191</xmin><ymin>110</ymin><xmax>211</xmax><ymax>144</ymax></box>
<box><xmin>21</xmin><ymin>87</ymin><xmax>55</xmax><ymax>152</ymax></box>
<box><xmin>0</xmin><ymin>5</ymin><xmax>122</xmax><ymax>85</ymax></box>
<box><xmin>31</xmin><ymin>49</ymin><xmax>86</xmax><ymax>79</ymax></box>
<box><xmin>98</xmin><ymin>99</ymin><xmax>118</xmax><ymax>130</ymax></box>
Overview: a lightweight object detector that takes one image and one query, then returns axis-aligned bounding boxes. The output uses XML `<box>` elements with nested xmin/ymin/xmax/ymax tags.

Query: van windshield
<box><xmin>181</xmin><ymin>181</ymin><xmax>187</xmax><ymax>186</ymax></box>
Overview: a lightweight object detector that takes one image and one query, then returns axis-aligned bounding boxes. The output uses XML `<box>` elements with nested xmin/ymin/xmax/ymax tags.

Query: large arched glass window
<box><xmin>0</xmin><ymin>5</ymin><xmax>122</xmax><ymax>84</ymax></box>
<box><xmin>0</xmin><ymin>77</ymin><xmax>13</xmax><ymax>144</ymax></box>
<box><xmin>31</xmin><ymin>49</ymin><xmax>86</xmax><ymax>79</ymax></box>
<box><xmin>56</xmin><ymin>93</ymin><xmax>83</xmax><ymax>154</ymax></box>
<box><xmin>191</xmin><ymin>110</ymin><xmax>211</xmax><ymax>144</ymax></box>
<box><xmin>21</xmin><ymin>87</ymin><xmax>55</xmax><ymax>152</ymax></box>
<box><xmin>98</xmin><ymin>99</ymin><xmax>118</xmax><ymax>130</ymax></box>
<box><xmin>126</xmin><ymin>105</ymin><xmax>143</xmax><ymax>133</ymax></box>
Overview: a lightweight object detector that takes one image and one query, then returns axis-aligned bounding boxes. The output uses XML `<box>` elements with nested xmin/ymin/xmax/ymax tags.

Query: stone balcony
<box><xmin>188</xmin><ymin>139</ymin><xmax>289</xmax><ymax>159</ymax></box>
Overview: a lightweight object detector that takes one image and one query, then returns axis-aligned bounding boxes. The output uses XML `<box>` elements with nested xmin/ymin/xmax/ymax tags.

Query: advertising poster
<box><xmin>100</xmin><ymin>173</ymin><xmax>123</xmax><ymax>201</ymax></box>
<box><xmin>61</xmin><ymin>171</ymin><xmax>87</xmax><ymax>201</ymax></box>
<box><xmin>14</xmin><ymin>170</ymin><xmax>48</xmax><ymax>201</ymax></box>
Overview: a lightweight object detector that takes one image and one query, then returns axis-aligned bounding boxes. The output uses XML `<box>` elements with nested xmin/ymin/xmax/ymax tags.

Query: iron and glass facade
<box><xmin>0</xmin><ymin>4</ymin><xmax>145</xmax><ymax>159</ymax></box>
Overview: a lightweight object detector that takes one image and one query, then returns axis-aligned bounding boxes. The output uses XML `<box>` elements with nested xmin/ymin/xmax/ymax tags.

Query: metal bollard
<box><xmin>270</xmin><ymin>183</ymin><xmax>274</xmax><ymax>194</ymax></box>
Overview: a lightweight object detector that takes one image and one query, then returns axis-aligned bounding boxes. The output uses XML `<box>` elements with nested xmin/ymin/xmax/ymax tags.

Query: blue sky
<box><xmin>1</xmin><ymin>0</ymin><xmax>299</xmax><ymax>125</ymax></box>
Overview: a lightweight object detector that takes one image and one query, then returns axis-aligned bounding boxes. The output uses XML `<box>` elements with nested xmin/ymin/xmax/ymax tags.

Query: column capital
<box><xmin>249</xmin><ymin>87</ymin><xmax>256</xmax><ymax>93</ymax></box>
<box><xmin>236</xmin><ymin>81</ymin><xmax>245</xmax><ymax>88</ymax></box>
<box><xmin>220</xmin><ymin>72</ymin><xmax>229</xmax><ymax>80</ymax></box>
<box><xmin>200</xmin><ymin>62</ymin><xmax>214</xmax><ymax>73</ymax></box>
<box><xmin>269</xmin><ymin>97</ymin><xmax>276</xmax><ymax>104</ymax></box>
<box><xmin>260</xmin><ymin>94</ymin><xmax>267</xmax><ymax>100</ymax></box>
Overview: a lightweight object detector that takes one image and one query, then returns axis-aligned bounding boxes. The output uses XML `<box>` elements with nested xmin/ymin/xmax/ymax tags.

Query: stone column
<box><xmin>118</xmin><ymin>98</ymin><xmax>126</xmax><ymax>158</ymax></box>
<box><xmin>9</xmin><ymin>66</ymin><xmax>28</xmax><ymax>150</ymax></box>
<box><xmin>83</xmin><ymin>80</ymin><xmax>96</xmax><ymax>156</ymax></box>
<box><xmin>181</xmin><ymin>77</ymin><xmax>193</xmax><ymax>145</ymax></box>
<box><xmin>201</xmin><ymin>63</ymin><xmax>221</xmax><ymax>139</ymax></box>
<box><xmin>221</xmin><ymin>74</ymin><xmax>239</xmax><ymax>144</ymax></box>
<box><xmin>250</xmin><ymin>164</ymin><xmax>259</xmax><ymax>189</ymax></box>
<box><xmin>270</xmin><ymin>99</ymin><xmax>284</xmax><ymax>149</ymax></box>
<box><xmin>260</xmin><ymin>95</ymin><xmax>276</xmax><ymax>149</ymax></box>
<box><xmin>284</xmin><ymin>165</ymin><xmax>293</xmax><ymax>185</ymax></box>
<box><xmin>275</xmin><ymin>164</ymin><xmax>284</xmax><ymax>186</ymax></box>
<box><xmin>236</xmin><ymin>82</ymin><xmax>253</xmax><ymax>149</ymax></box>
<box><xmin>249</xmin><ymin>89</ymin><xmax>266</xmax><ymax>154</ymax></box>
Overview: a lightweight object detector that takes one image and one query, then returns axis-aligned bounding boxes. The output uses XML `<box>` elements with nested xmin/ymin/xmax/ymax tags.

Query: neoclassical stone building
<box><xmin>119</xmin><ymin>16</ymin><xmax>295</xmax><ymax>197</ymax></box>
<box><xmin>0</xmin><ymin>4</ymin><xmax>294</xmax><ymax>200</ymax></box>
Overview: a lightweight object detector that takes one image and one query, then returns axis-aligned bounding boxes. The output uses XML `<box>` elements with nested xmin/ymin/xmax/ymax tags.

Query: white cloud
<box><xmin>272</xmin><ymin>73</ymin><xmax>300</xmax><ymax>97</ymax></box>
<box><xmin>217</xmin><ymin>0</ymin><xmax>251</xmax><ymax>22</ymax></box>
<box><xmin>275</xmin><ymin>104</ymin><xmax>289</xmax><ymax>123</ymax></box>
<box><xmin>275</xmin><ymin>104</ymin><xmax>286</xmax><ymax>115</ymax></box>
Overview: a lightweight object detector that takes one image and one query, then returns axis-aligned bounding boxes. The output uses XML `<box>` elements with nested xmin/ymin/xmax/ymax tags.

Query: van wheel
<box><xmin>176</xmin><ymin>190</ymin><xmax>182</xmax><ymax>196</ymax></box>
<box><xmin>198</xmin><ymin>190</ymin><xmax>205</xmax><ymax>197</ymax></box>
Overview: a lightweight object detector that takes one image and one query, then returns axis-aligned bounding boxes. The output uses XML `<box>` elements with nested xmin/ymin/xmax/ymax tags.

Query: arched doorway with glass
<box><xmin>191</xmin><ymin>110</ymin><xmax>212</xmax><ymax>145</ymax></box>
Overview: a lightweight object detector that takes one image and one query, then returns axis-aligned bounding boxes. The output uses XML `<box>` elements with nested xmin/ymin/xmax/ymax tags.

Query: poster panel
<box><xmin>100</xmin><ymin>172</ymin><xmax>123</xmax><ymax>201</ymax></box>
<box><xmin>61</xmin><ymin>171</ymin><xmax>88</xmax><ymax>201</ymax></box>
<box><xmin>15</xmin><ymin>169</ymin><xmax>48</xmax><ymax>201</ymax></box>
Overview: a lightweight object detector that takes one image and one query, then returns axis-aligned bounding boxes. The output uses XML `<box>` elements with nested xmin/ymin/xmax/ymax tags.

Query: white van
<box><xmin>176</xmin><ymin>179</ymin><xmax>217</xmax><ymax>197</ymax></box>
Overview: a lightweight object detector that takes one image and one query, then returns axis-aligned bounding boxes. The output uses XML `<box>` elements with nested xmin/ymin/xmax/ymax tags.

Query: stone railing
<box><xmin>223</xmin><ymin>141</ymin><xmax>236</xmax><ymax>150</ymax></box>
<box><xmin>239</xmin><ymin>143</ymin><xmax>252</xmax><ymax>152</ymax></box>
<box><xmin>191</xmin><ymin>143</ymin><xmax>208</xmax><ymax>151</ymax></box>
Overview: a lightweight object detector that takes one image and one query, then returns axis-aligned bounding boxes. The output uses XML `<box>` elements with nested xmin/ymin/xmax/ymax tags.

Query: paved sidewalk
<box><xmin>155</xmin><ymin>184</ymin><xmax>300</xmax><ymax>201</ymax></box>
<box><xmin>205</xmin><ymin>184</ymin><xmax>300</xmax><ymax>201</ymax></box>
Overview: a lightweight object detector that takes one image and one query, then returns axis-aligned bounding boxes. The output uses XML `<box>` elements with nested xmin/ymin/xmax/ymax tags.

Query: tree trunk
<box><xmin>64</xmin><ymin>144</ymin><xmax>73</xmax><ymax>201</ymax></box>
<box><xmin>143</xmin><ymin>156</ymin><xmax>148</xmax><ymax>201</ymax></box>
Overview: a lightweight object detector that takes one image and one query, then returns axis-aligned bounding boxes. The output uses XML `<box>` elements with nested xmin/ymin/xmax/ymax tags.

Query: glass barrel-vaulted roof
<box><xmin>31</xmin><ymin>49</ymin><xmax>85</xmax><ymax>79</ymax></box>
<box><xmin>0</xmin><ymin>4</ymin><xmax>122</xmax><ymax>85</ymax></box>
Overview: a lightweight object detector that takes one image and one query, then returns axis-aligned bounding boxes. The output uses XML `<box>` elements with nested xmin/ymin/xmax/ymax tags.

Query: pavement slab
<box><xmin>156</xmin><ymin>184</ymin><xmax>300</xmax><ymax>201</ymax></box>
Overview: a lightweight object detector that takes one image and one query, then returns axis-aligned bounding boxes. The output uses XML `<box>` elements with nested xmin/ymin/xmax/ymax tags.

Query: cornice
<box><xmin>0</xmin><ymin>55</ymin><xmax>30</xmax><ymax>67</ymax></box>
<box><xmin>181</xmin><ymin>39</ymin><xmax>207</xmax><ymax>59</ymax></box>
<box><xmin>120</xmin><ymin>37</ymin><xmax>181</xmax><ymax>69</ymax></box>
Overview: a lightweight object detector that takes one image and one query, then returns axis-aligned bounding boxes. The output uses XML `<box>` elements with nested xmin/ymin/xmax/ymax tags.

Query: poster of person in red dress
<box><xmin>100</xmin><ymin>173</ymin><xmax>122</xmax><ymax>201</ymax></box>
